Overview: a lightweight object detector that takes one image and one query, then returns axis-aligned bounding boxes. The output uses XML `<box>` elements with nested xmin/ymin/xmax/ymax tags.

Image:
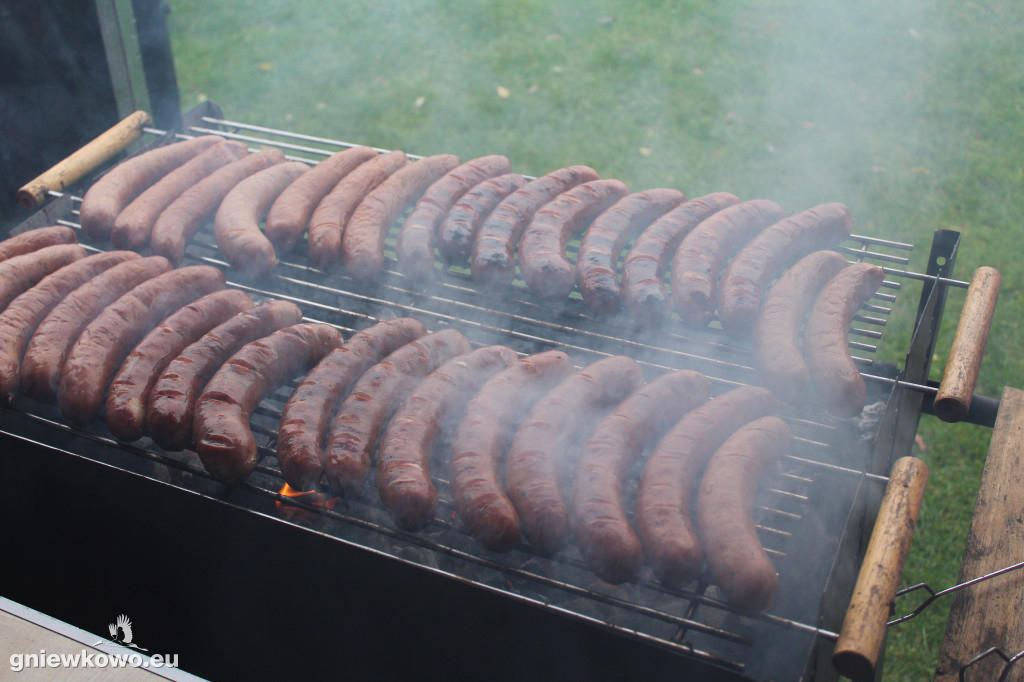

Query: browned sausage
<box><xmin>214</xmin><ymin>161</ymin><xmax>310</xmax><ymax>279</ymax></box>
<box><xmin>622</xmin><ymin>192</ymin><xmax>740</xmax><ymax>326</ymax></box>
<box><xmin>265</xmin><ymin>146</ymin><xmax>378</xmax><ymax>254</ymax></box>
<box><xmin>277</xmin><ymin>317</ymin><xmax>427</xmax><ymax>491</ymax></box>
<box><xmin>471</xmin><ymin>166</ymin><xmax>600</xmax><ymax>290</ymax></box>
<box><xmin>696</xmin><ymin>415</ymin><xmax>791</xmax><ymax>612</ymax></box>
<box><xmin>575</xmin><ymin>188</ymin><xmax>686</xmax><ymax>314</ymax></box>
<box><xmin>505</xmin><ymin>355</ymin><xmax>643</xmax><ymax>555</ymax></box>
<box><xmin>342</xmin><ymin>154</ymin><xmax>461</xmax><ymax>283</ymax></box>
<box><xmin>194</xmin><ymin>323</ymin><xmax>343</xmax><ymax>484</ymax></box>
<box><xmin>21</xmin><ymin>256</ymin><xmax>171</xmax><ymax>403</ymax></box>
<box><xmin>0</xmin><ymin>226</ymin><xmax>78</xmax><ymax>262</ymax></box>
<box><xmin>635</xmin><ymin>385</ymin><xmax>776</xmax><ymax>587</ymax></box>
<box><xmin>377</xmin><ymin>345</ymin><xmax>518</xmax><ymax>530</ymax></box>
<box><xmin>803</xmin><ymin>262</ymin><xmax>886</xmax><ymax>416</ymax></box>
<box><xmin>79</xmin><ymin>135</ymin><xmax>224</xmax><ymax>241</ymax></box>
<box><xmin>0</xmin><ymin>244</ymin><xmax>88</xmax><ymax>313</ymax></box>
<box><xmin>150</xmin><ymin>148</ymin><xmax>287</xmax><ymax>264</ymax></box>
<box><xmin>57</xmin><ymin>265</ymin><xmax>226</xmax><ymax>425</ymax></box>
<box><xmin>0</xmin><ymin>251</ymin><xmax>139</xmax><ymax>405</ymax></box>
<box><xmin>308</xmin><ymin>149</ymin><xmax>408</xmax><ymax>271</ymax></box>
<box><xmin>671</xmin><ymin>199</ymin><xmax>784</xmax><ymax>328</ymax></box>
<box><xmin>752</xmin><ymin>251</ymin><xmax>850</xmax><ymax>404</ymax></box>
<box><xmin>718</xmin><ymin>202</ymin><xmax>854</xmax><ymax>338</ymax></box>
<box><xmin>105</xmin><ymin>289</ymin><xmax>253</xmax><ymax>442</ymax></box>
<box><xmin>449</xmin><ymin>350</ymin><xmax>574</xmax><ymax>552</ymax></box>
<box><xmin>147</xmin><ymin>300</ymin><xmax>303</xmax><ymax>451</ymax></box>
<box><xmin>323</xmin><ymin>328</ymin><xmax>471</xmax><ymax>495</ymax></box>
<box><xmin>437</xmin><ymin>173</ymin><xmax>526</xmax><ymax>266</ymax></box>
<box><xmin>396</xmin><ymin>155</ymin><xmax>511</xmax><ymax>287</ymax></box>
<box><xmin>519</xmin><ymin>179</ymin><xmax>630</xmax><ymax>300</ymax></box>
<box><xmin>570</xmin><ymin>370</ymin><xmax>712</xmax><ymax>584</ymax></box>
<box><xmin>110</xmin><ymin>141</ymin><xmax>249</xmax><ymax>251</ymax></box>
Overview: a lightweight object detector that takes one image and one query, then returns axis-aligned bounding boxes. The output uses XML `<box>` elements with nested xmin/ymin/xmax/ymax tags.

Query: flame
<box><xmin>275</xmin><ymin>483</ymin><xmax>340</xmax><ymax>519</ymax></box>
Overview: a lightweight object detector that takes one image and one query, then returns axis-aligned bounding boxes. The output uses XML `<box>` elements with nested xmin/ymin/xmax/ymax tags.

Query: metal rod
<box><xmin>888</xmin><ymin>560</ymin><xmax>1024</xmax><ymax>626</ymax></box>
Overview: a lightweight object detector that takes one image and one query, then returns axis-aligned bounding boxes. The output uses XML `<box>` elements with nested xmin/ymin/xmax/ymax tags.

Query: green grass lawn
<box><xmin>168</xmin><ymin>0</ymin><xmax>1024</xmax><ymax>678</ymax></box>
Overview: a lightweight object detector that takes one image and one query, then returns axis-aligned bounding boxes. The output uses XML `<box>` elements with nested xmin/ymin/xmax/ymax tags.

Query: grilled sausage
<box><xmin>803</xmin><ymin>262</ymin><xmax>886</xmax><ymax>416</ymax></box>
<box><xmin>21</xmin><ymin>256</ymin><xmax>171</xmax><ymax>403</ymax></box>
<box><xmin>323</xmin><ymin>328</ymin><xmax>471</xmax><ymax>495</ymax></box>
<box><xmin>718</xmin><ymin>202</ymin><xmax>854</xmax><ymax>338</ymax></box>
<box><xmin>194</xmin><ymin>323</ymin><xmax>343</xmax><ymax>484</ymax></box>
<box><xmin>575</xmin><ymin>188</ymin><xmax>686</xmax><ymax>314</ymax></box>
<box><xmin>214</xmin><ymin>161</ymin><xmax>310</xmax><ymax>279</ymax></box>
<box><xmin>438</xmin><ymin>173</ymin><xmax>526</xmax><ymax>266</ymax></box>
<box><xmin>265</xmin><ymin>146</ymin><xmax>378</xmax><ymax>254</ymax></box>
<box><xmin>105</xmin><ymin>289</ymin><xmax>253</xmax><ymax>442</ymax></box>
<box><xmin>520</xmin><ymin>179</ymin><xmax>630</xmax><ymax>300</ymax></box>
<box><xmin>622</xmin><ymin>192</ymin><xmax>741</xmax><ymax>326</ymax></box>
<box><xmin>277</xmin><ymin>317</ymin><xmax>427</xmax><ymax>491</ymax></box>
<box><xmin>377</xmin><ymin>345</ymin><xmax>518</xmax><ymax>530</ymax></box>
<box><xmin>449</xmin><ymin>350</ymin><xmax>574</xmax><ymax>552</ymax></box>
<box><xmin>753</xmin><ymin>251</ymin><xmax>850</xmax><ymax>404</ymax></box>
<box><xmin>147</xmin><ymin>300</ymin><xmax>303</xmax><ymax>451</ymax></box>
<box><xmin>671</xmin><ymin>199</ymin><xmax>784</xmax><ymax>328</ymax></box>
<box><xmin>111</xmin><ymin>140</ymin><xmax>249</xmax><ymax>251</ymax></box>
<box><xmin>0</xmin><ymin>251</ymin><xmax>139</xmax><ymax>405</ymax></box>
<box><xmin>635</xmin><ymin>385</ymin><xmax>776</xmax><ymax>587</ymax></box>
<box><xmin>570</xmin><ymin>370</ymin><xmax>712</xmax><ymax>584</ymax></box>
<box><xmin>506</xmin><ymin>355</ymin><xmax>643</xmax><ymax>555</ymax></box>
<box><xmin>471</xmin><ymin>166</ymin><xmax>600</xmax><ymax>290</ymax></box>
<box><xmin>342</xmin><ymin>154</ymin><xmax>461</xmax><ymax>283</ymax></box>
<box><xmin>396</xmin><ymin>155</ymin><xmax>511</xmax><ymax>287</ymax></box>
<box><xmin>0</xmin><ymin>244</ymin><xmax>88</xmax><ymax>313</ymax></box>
<box><xmin>308</xmin><ymin>149</ymin><xmax>408</xmax><ymax>271</ymax></box>
<box><xmin>696</xmin><ymin>415</ymin><xmax>791</xmax><ymax>612</ymax></box>
<box><xmin>57</xmin><ymin>265</ymin><xmax>226</xmax><ymax>425</ymax></box>
<box><xmin>79</xmin><ymin>135</ymin><xmax>224</xmax><ymax>241</ymax></box>
<box><xmin>151</xmin><ymin>148</ymin><xmax>287</xmax><ymax>265</ymax></box>
<box><xmin>0</xmin><ymin>226</ymin><xmax>78</xmax><ymax>263</ymax></box>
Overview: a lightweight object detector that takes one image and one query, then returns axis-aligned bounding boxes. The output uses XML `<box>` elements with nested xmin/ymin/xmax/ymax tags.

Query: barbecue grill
<box><xmin>0</xmin><ymin>102</ymin><xmax>1004</xmax><ymax>681</ymax></box>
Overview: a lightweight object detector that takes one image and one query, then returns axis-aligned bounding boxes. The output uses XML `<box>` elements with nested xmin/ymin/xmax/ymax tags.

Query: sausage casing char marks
<box><xmin>0</xmin><ymin>244</ymin><xmax>88</xmax><ymax>313</ymax></box>
<box><xmin>671</xmin><ymin>199</ymin><xmax>784</xmax><ymax>328</ymax></box>
<box><xmin>214</xmin><ymin>161</ymin><xmax>310</xmax><ymax>279</ymax></box>
<box><xmin>635</xmin><ymin>385</ymin><xmax>776</xmax><ymax>587</ymax></box>
<box><xmin>570</xmin><ymin>370</ymin><xmax>712</xmax><ymax>584</ymax></box>
<box><xmin>342</xmin><ymin>154</ymin><xmax>461</xmax><ymax>283</ymax></box>
<box><xmin>147</xmin><ymin>300</ymin><xmax>303</xmax><ymax>451</ymax></box>
<box><xmin>57</xmin><ymin>265</ymin><xmax>227</xmax><ymax>426</ymax></box>
<box><xmin>471</xmin><ymin>165</ymin><xmax>600</xmax><ymax>290</ymax></box>
<box><xmin>519</xmin><ymin>179</ymin><xmax>630</xmax><ymax>300</ymax></box>
<box><xmin>718</xmin><ymin>202</ymin><xmax>854</xmax><ymax>338</ymax></box>
<box><xmin>622</xmin><ymin>192</ymin><xmax>740</xmax><ymax>326</ymax></box>
<box><xmin>449</xmin><ymin>350</ymin><xmax>574</xmax><ymax>552</ymax></box>
<box><xmin>438</xmin><ymin>173</ymin><xmax>526</xmax><ymax>266</ymax></box>
<box><xmin>194</xmin><ymin>323</ymin><xmax>343</xmax><ymax>484</ymax></box>
<box><xmin>21</xmin><ymin>256</ymin><xmax>172</xmax><ymax>403</ymax></box>
<box><xmin>697</xmin><ymin>415</ymin><xmax>791</xmax><ymax>612</ymax></box>
<box><xmin>265</xmin><ymin>145</ymin><xmax>378</xmax><ymax>254</ymax></box>
<box><xmin>277</xmin><ymin>317</ymin><xmax>427</xmax><ymax>491</ymax></box>
<box><xmin>753</xmin><ymin>250</ymin><xmax>849</xmax><ymax>404</ymax></box>
<box><xmin>506</xmin><ymin>355</ymin><xmax>643</xmax><ymax>555</ymax></box>
<box><xmin>324</xmin><ymin>328</ymin><xmax>471</xmax><ymax>496</ymax></box>
<box><xmin>79</xmin><ymin>135</ymin><xmax>224</xmax><ymax>241</ymax></box>
<box><xmin>396</xmin><ymin>155</ymin><xmax>511</xmax><ymax>287</ymax></box>
<box><xmin>105</xmin><ymin>289</ymin><xmax>254</xmax><ymax>442</ymax></box>
<box><xmin>151</xmin><ymin>148</ymin><xmax>287</xmax><ymax>265</ymax></box>
<box><xmin>0</xmin><ymin>251</ymin><xmax>139</xmax><ymax>405</ymax></box>
<box><xmin>377</xmin><ymin>345</ymin><xmax>518</xmax><ymax>530</ymax></box>
<box><xmin>0</xmin><ymin>226</ymin><xmax>78</xmax><ymax>263</ymax></box>
<box><xmin>575</xmin><ymin>188</ymin><xmax>686</xmax><ymax>314</ymax></box>
<box><xmin>803</xmin><ymin>261</ymin><xmax>886</xmax><ymax>417</ymax></box>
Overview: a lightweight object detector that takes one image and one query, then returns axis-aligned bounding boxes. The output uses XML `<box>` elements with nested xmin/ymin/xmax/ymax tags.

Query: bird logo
<box><xmin>107</xmin><ymin>614</ymin><xmax>148</xmax><ymax>651</ymax></box>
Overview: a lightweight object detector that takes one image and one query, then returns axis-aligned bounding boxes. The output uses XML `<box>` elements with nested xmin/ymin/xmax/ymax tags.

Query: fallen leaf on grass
<box><xmin>497</xmin><ymin>86</ymin><xmax>510</xmax><ymax>99</ymax></box>
<box><xmin>915</xmin><ymin>434</ymin><xmax>927</xmax><ymax>452</ymax></box>
<box><xmin>414</xmin><ymin>96</ymin><xmax>426</xmax><ymax>108</ymax></box>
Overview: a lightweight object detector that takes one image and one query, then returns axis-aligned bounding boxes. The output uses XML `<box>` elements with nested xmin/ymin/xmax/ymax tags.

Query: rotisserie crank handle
<box><xmin>934</xmin><ymin>266</ymin><xmax>1001</xmax><ymax>422</ymax></box>
<box><xmin>832</xmin><ymin>456</ymin><xmax>929</xmax><ymax>680</ymax></box>
<box><xmin>16</xmin><ymin>110</ymin><xmax>154</xmax><ymax>211</ymax></box>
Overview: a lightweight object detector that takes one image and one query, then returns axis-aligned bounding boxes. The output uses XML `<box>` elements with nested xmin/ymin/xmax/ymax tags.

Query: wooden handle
<box><xmin>833</xmin><ymin>456</ymin><xmax>929</xmax><ymax>680</ymax></box>
<box><xmin>16</xmin><ymin>110</ymin><xmax>153</xmax><ymax>211</ymax></box>
<box><xmin>934</xmin><ymin>267</ymin><xmax>1001</xmax><ymax>422</ymax></box>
